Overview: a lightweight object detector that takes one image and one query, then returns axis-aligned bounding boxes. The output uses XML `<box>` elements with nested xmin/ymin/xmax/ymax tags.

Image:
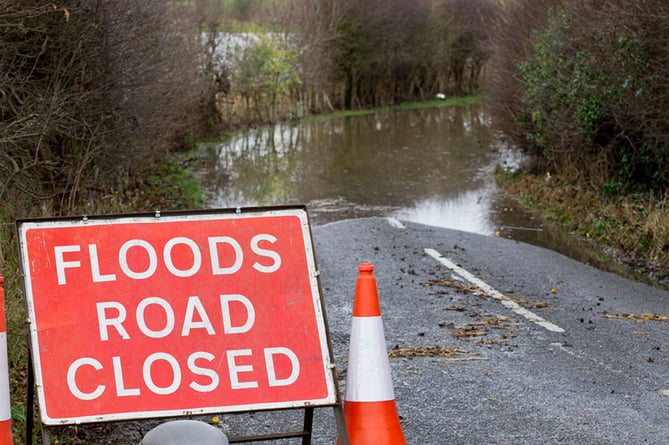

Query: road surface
<box><xmin>307</xmin><ymin>217</ymin><xmax>669</xmax><ymax>444</ymax></box>
<box><xmin>89</xmin><ymin>216</ymin><xmax>669</xmax><ymax>444</ymax></box>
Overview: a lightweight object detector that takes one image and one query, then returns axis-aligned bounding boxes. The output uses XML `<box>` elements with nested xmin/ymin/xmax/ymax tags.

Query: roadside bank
<box><xmin>498</xmin><ymin>170</ymin><xmax>669</xmax><ymax>289</ymax></box>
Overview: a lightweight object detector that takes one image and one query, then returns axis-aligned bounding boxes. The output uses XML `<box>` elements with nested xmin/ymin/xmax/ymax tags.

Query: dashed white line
<box><xmin>386</xmin><ymin>217</ymin><xmax>406</xmax><ymax>229</ymax></box>
<box><xmin>549</xmin><ymin>342</ymin><xmax>622</xmax><ymax>374</ymax></box>
<box><xmin>424</xmin><ymin>248</ymin><xmax>565</xmax><ymax>333</ymax></box>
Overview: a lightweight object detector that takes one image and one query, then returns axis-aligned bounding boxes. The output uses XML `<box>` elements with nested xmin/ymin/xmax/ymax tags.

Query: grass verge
<box><xmin>498</xmin><ymin>170</ymin><xmax>669</xmax><ymax>288</ymax></box>
<box><xmin>303</xmin><ymin>93</ymin><xmax>486</xmax><ymax>122</ymax></box>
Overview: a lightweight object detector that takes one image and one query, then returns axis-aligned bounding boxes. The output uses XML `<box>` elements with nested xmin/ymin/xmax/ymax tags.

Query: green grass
<box><xmin>142</xmin><ymin>160</ymin><xmax>204</xmax><ymax>210</ymax></box>
<box><xmin>304</xmin><ymin>93</ymin><xmax>487</xmax><ymax>122</ymax></box>
<box><xmin>500</xmin><ymin>170</ymin><xmax>669</xmax><ymax>287</ymax></box>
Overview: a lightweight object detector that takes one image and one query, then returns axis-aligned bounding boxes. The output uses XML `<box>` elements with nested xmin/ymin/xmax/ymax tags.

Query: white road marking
<box><xmin>549</xmin><ymin>342</ymin><xmax>622</xmax><ymax>374</ymax></box>
<box><xmin>425</xmin><ymin>248</ymin><xmax>565</xmax><ymax>333</ymax></box>
<box><xmin>386</xmin><ymin>217</ymin><xmax>406</xmax><ymax>229</ymax></box>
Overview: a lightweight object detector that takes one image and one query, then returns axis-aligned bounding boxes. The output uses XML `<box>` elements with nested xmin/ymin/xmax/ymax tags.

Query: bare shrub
<box><xmin>282</xmin><ymin>0</ymin><xmax>497</xmax><ymax>110</ymax></box>
<box><xmin>484</xmin><ymin>0</ymin><xmax>564</xmax><ymax>149</ymax></box>
<box><xmin>0</xmin><ymin>1</ymin><xmax>209</xmax><ymax>218</ymax></box>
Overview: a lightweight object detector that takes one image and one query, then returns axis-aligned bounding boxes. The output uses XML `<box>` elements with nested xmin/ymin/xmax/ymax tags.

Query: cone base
<box><xmin>339</xmin><ymin>399</ymin><xmax>406</xmax><ymax>445</ymax></box>
<box><xmin>0</xmin><ymin>420</ymin><xmax>12</xmax><ymax>445</ymax></box>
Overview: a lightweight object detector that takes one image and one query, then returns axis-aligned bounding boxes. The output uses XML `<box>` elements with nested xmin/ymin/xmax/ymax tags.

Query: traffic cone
<box><xmin>338</xmin><ymin>263</ymin><xmax>407</xmax><ymax>444</ymax></box>
<box><xmin>0</xmin><ymin>276</ymin><xmax>12</xmax><ymax>445</ymax></box>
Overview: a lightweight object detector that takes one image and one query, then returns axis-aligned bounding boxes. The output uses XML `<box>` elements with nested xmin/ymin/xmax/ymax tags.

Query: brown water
<box><xmin>196</xmin><ymin>105</ymin><xmax>623</xmax><ymax>273</ymax></box>
<box><xmin>199</xmin><ymin>106</ymin><xmax>525</xmax><ymax>228</ymax></box>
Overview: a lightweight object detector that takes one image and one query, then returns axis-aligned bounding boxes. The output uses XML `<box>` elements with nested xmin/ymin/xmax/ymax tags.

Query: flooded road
<box><xmin>195</xmin><ymin>104</ymin><xmax>620</xmax><ymax>272</ymax></box>
<box><xmin>198</xmin><ymin>105</ymin><xmax>534</xmax><ymax>232</ymax></box>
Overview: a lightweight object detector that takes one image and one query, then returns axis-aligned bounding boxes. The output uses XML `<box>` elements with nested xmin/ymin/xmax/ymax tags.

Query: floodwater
<box><xmin>198</xmin><ymin>105</ymin><xmax>529</xmax><ymax>231</ymax></box>
<box><xmin>195</xmin><ymin>105</ymin><xmax>620</xmax><ymax>272</ymax></box>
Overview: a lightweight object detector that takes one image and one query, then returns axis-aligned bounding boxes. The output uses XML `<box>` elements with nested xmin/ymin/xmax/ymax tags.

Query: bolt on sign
<box><xmin>17</xmin><ymin>207</ymin><xmax>337</xmax><ymax>425</ymax></box>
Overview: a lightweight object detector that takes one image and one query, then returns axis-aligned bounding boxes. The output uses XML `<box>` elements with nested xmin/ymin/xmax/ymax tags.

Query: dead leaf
<box><xmin>425</xmin><ymin>279</ymin><xmax>479</xmax><ymax>294</ymax></box>
<box><xmin>426</xmin><ymin>279</ymin><xmax>549</xmax><ymax>310</ymax></box>
<box><xmin>601</xmin><ymin>313</ymin><xmax>669</xmax><ymax>322</ymax></box>
<box><xmin>476</xmin><ymin>337</ymin><xmax>510</xmax><ymax>345</ymax></box>
<box><xmin>445</xmin><ymin>357</ymin><xmax>489</xmax><ymax>363</ymax></box>
<box><xmin>450</xmin><ymin>328</ymin><xmax>487</xmax><ymax>337</ymax></box>
<box><xmin>389</xmin><ymin>346</ymin><xmax>469</xmax><ymax>358</ymax></box>
<box><xmin>463</xmin><ymin>316</ymin><xmax>518</xmax><ymax>327</ymax></box>
<box><xmin>499</xmin><ymin>295</ymin><xmax>548</xmax><ymax>309</ymax></box>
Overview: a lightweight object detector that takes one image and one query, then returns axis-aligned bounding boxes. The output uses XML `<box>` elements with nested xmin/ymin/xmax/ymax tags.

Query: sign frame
<box><xmin>16</xmin><ymin>205</ymin><xmax>343</xmax><ymax>431</ymax></box>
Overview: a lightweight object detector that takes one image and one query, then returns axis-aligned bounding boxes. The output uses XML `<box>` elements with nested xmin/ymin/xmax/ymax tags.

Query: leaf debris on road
<box><xmin>425</xmin><ymin>278</ymin><xmax>479</xmax><ymax>294</ymax></box>
<box><xmin>426</xmin><ymin>278</ymin><xmax>548</xmax><ymax>309</ymax></box>
<box><xmin>601</xmin><ymin>313</ymin><xmax>669</xmax><ymax>322</ymax></box>
<box><xmin>450</xmin><ymin>316</ymin><xmax>518</xmax><ymax>339</ymax></box>
<box><xmin>499</xmin><ymin>295</ymin><xmax>548</xmax><ymax>309</ymax></box>
<box><xmin>389</xmin><ymin>346</ymin><xmax>470</xmax><ymax>358</ymax></box>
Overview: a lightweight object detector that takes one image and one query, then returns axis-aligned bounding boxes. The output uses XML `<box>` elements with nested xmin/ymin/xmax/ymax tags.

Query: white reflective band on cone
<box><xmin>0</xmin><ymin>332</ymin><xmax>9</xmax><ymax>422</ymax></box>
<box><xmin>345</xmin><ymin>316</ymin><xmax>395</xmax><ymax>402</ymax></box>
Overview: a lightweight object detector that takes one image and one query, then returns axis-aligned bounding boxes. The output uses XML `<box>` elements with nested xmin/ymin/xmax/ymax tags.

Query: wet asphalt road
<box><xmin>306</xmin><ymin>217</ymin><xmax>669</xmax><ymax>445</ymax></box>
<box><xmin>95</xmin><ymin>216</ymin><xmax>669</xmax><ymax>444</ymax></box>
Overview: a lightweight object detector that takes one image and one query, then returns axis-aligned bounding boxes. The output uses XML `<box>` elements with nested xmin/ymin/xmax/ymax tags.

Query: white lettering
<box><xmin>55</xmin><ymin>245</ymin><xmax>81</xmax><ymax>285</ymax></box>
<box><xmin>227</xmin><ymin>349</ymin><xmax>258</xmax><ymax>389</ymax></box>
<box><xmin>264</xmin><ymin>347</ymin><xmax>300</xmax><ymax>387</ymax></box>
<box><xmin>181</xmin><ymin>296</ymin><xmax>215</xmax><ymax>336</ymax></box>
<box><xmin>143</xmin><ymin>352</ymin><xmax>181</xmax><ymax>395</ymax></box>
<box><xmin>89</xmin><ymin>244</ymin><xmax>117</xmax><ymax>282</ymax></box>
<box><xmin>220</xmin><ymin>294</ymin><xmax>255</xmax><ymax>334</ymax></box>
<box><xmin>96</xmin><ymin>301</ymin><xmax>130</xmax><ymax>341</ymax></box>
<box><xmin>136</xmin><ymin>297</ymin><xmax>175</xmax><ymax>338</ymax></box>
<box><xmin>188</xmin><ymin>351</ymin><xmax>219</xmax><ymax>392</ymax></box>
<box><xmin>164</xmin><ymin>237</ymin><xmax>202</xmax><ymax>277</ymax></box>
<box><xmin>251</xmin><ymin>234</ymin><xmax>281</xmax><ymax>273</ymax></box>
<box><xmin>112</xmin><ymin>356</ymin><xmax>140</xmax><ymax>396</ymax></box>
<box><xmin>55</xmin><ymin>231</ymin><xmax>284</xmax><ymax>286</ymax></box>
<box><xmin>67</xmin><ymin>358</ymin><xmax>105</xmax><ymax>400</ymax></box>
<box><xmin>208</xmin><ymin>236</ymin><xmax>243</xmax><ymax>275</ymax></box>
<box><xmin>65</xmin><ymin>346</ymin><xmax>303</xmax><ymax>401</ymax></box>
<box><xmin>119</xmin><ymin>240</ymin><xmax>157</xmax><ymax>279</ymax></box>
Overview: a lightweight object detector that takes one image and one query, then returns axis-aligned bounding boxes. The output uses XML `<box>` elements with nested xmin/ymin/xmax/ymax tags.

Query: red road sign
<box><xmin>17</xmin><ymin>207</ymin><xmax>337</xmax><ymax>425</ymax></box>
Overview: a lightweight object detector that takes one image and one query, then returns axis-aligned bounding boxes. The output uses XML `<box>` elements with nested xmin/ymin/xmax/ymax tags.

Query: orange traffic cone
<box><xmin>0</xmin><ymin>276</ymin><xmax>12</xmax><ymax>445</ymax></box>
<box><xmin>338</xmin><ymin>263</ymin><xmax>407</xmax><ymax>444</ymax></box>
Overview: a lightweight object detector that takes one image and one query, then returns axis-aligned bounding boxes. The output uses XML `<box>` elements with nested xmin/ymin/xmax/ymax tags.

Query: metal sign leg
<box><xmin>333</xmin><ymin>403</ymin><xmax>349</xmax><ymax>445</ymax></box>
<box><xmin>26</xmin><ymin>350</ymin><xmax>34</xmax><ymax>445</ymax></box>
<box><xmin>301</xmin><ymin>407</ymin><xmax>314</xmax><ymax>445</ymax></box>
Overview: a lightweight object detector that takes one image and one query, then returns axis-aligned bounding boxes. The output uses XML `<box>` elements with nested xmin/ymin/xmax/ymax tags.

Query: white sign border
<box><xmin>18</xmin><ymin>206</ymin><xmax>338</xmax><ymax>425</ymax></box>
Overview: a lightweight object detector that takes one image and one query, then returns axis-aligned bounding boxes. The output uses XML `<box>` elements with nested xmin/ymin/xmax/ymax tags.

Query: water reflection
<box><xmin>198</xmin><ymin>104</ymin><xmax>529</xmax><ymax>232</ymax></box>
<box><xmin>394</xmin><ymin>190</ymin><xmax>496</xmax><ymax>235</ymax></box>
<box><xmin>194</xmin><ymin>106</ymin><xmax>650</xmax><ymax>285</ymax></box>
